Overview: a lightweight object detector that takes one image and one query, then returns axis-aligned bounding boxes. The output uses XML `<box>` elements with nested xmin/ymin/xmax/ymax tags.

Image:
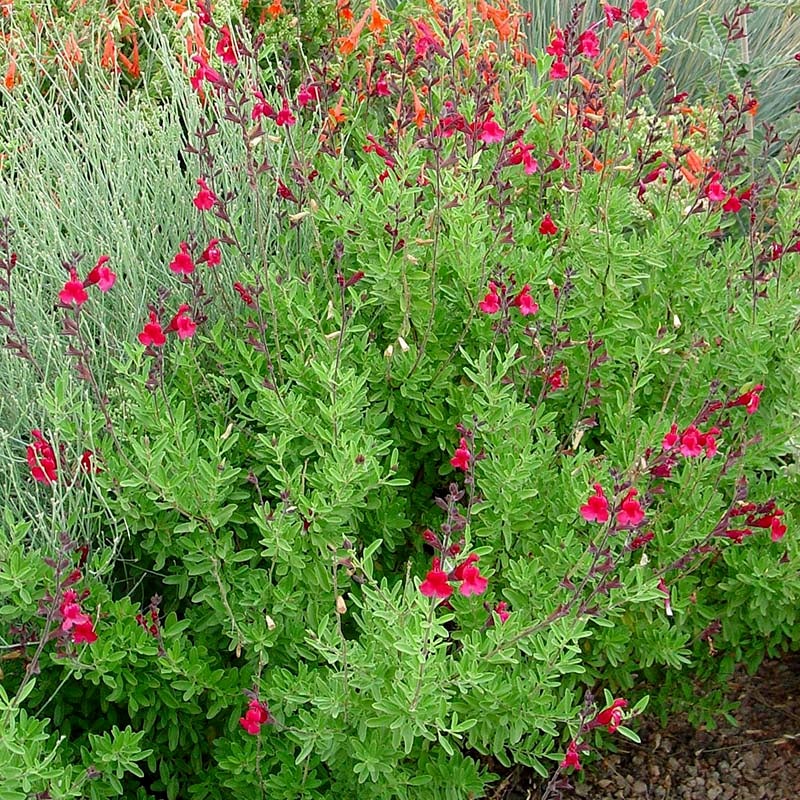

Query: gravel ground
<box><xmin>495</xmin><ymin>652</ymin><xmax>800</xmax><ymax>800</ymax></box>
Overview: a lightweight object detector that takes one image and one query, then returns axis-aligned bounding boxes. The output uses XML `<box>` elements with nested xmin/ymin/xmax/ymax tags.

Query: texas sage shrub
<box><xmin>2</xmin><ymin>1</ymin><xmax>800</xmax><ymax>798</ymax></box>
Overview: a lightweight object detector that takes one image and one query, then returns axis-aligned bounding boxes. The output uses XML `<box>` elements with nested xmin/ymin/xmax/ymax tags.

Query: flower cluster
<box><xmin>561</xmin><ymin>697</ymin><xmax>630</xmax><ymax>772</ymax></box>
<box><xmin>419</xmin><ymin>553</ymin><xmax>489</xmax><ymax>599</ymax></box>
<box><xmin>662</xmin><ymin>423</ymin><xmax>720</xmax><ymax>459</ymax></box>
<box><xmin>58</xmin><ymin>255</ymin><xmax>116</xmax><ymax>306</ymax></box>
<box><xmin>479</xmin><ymin>280</ymin><xmax>539</xmax><ymax>317</ymax></box>
<box><xmin>27</xmin><ymin>429</ymin><xmax>58</xmax><ymax>484</ymax></box>
<box><xmin>580</xmin><ymin>484</ymin><xmax>645</xmax><ymax>528</ymax></box>
<box><xmin>727</xmin><ymin>500</ymin><xmax>787</xmax><ymax>543</ymax></box>
<box><xmin>239</xmin><ymin>698</ymin><xmax>272</xmax><ymax>735</ymax></box>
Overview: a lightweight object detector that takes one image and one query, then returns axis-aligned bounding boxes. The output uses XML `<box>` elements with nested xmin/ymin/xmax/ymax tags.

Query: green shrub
<box><xmin>1</xmin><ymin>2</ymin><xmax>799</xmax><ymax>798</ymax></box>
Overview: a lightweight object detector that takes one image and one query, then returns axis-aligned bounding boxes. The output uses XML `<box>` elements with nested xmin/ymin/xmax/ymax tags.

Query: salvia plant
<box><xmin>1</xmin><ymin>1</ymin><xmax>800</xmax><ymax>799</ymax></box>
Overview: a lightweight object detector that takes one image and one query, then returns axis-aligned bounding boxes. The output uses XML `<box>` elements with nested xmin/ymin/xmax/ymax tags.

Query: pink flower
<box><xmin>595</xmin><ymin>698</ymin><xmax>628</xmax><ymax>733</ymax></box>
<box><xmin>138</xmin><ymin>311</ymin><xmax>166</xmax><ymax>347</ymax></box>
<box><xmin>580</xmin><ymin>483</ymin><xmax>609</xmax><ymax>524</ymax></box>
<box><xmin>578</xmin><ymin>29</ymin><xmax>600</xmax><ymax>59</ymax></box>
<box><xmin>630</xmin><ymin>0</ymin><xmax>649</xmax><ymax>20</ymax></box>
<box><xmin>215</xmin><ymin>25</ymin><xmax>238</xmax><ymax>66</ymax></box>
<box><xmin>297</xmin><ymin>83</ymin><xmax>320</xmax><ymax>107</ymax></box>
<box><xmin>374</xmin><ymin>72</ymin><xmax>391</xmax><ymax>96</ymax></box>
<box><xmin>419</xmin><ymin>557</ymin><xmax>453</xmax><ymax>598</ymax></box>
<box><xmin>479</xmin><ymin>281</ymin><xmax>501</xmax><ymax>314</ymax></box>
<box><xmin>662</xmin><ymin>423</ymin><xmax>679</xmax><ymax>451</ymax></box>
<box><xmin>617</xmin><ymin>488</ymin><xmax>645</xmax><ymax>527</ymax></box>
<box><xmin>60</xmin><ymin>589</ymin><xmax>90</xmax><ymax>632</ymax></box>
<box><xmin>479</xmin><ymin>112</ymin><xmax>505</xmax><ymax>144</ymax></box>
<box><xmin>275</xmin><ymin>97</ymin><xmax>296</xmax><ymax>127</ymax></box>
<box><xmin>454</xmin><ymin>554</ymin><xmax>488</xmax><ymax>597</ymax></box>
<box><xmin>494</xmin><ymin>601</ymin><xmax>510</xmax><ymax>623</ymax></box>
<box><xmin>193</xmin><ymin>177</ymin><xmax>218</xmax><ymax>211</ymax></box>
<box><xmin>450</xmin><ymin>437</ymin><xmax>472</xmax><ymax>471</ymax></box>
<box><xmin>239</xmin><ymin>699</ymin><xmax>271</xmax><ymax>735</ymax></box>
<box><xmin>706</xmin><ymin>173</ymin><xmax>727</xmax><ymax>203</ymax></box>
<box><xmin>27</xmin><ymin>430</ymin><xmax>58</xmax><ymax>485</ymax></box>
<box><xmin>198</xmin><ymin>238</ymin><xmax>222</xmax><ymax>267</ymax></box>
<box><xmin>657</xmin><ymin>578</ymin><xmax>673</xmax><ymax>616</ymax></box>
<box><xmin>604</xmin><ymin>4</ymin><xmax>623</xmax><ymax>26</ymax></box>
<box><xmin>549</xmin><ymin>59</ymin><xmax>568</xmax><ymax>80</ymax></box>
<box><xmin>166</xmin><ymin>305</ymin><xmax>196</xmax><ymax>340</ymax></box>
<box><xmin>679</xmin><ymin>425</ymin><xmax>703</xmax><ymax>458</ymax></box>
<box><xmin>512</xmin><ymin>284</ymin><xmax>539</xmax><ymax>316</ymax></box>
<box><xmin>59</xmin><ymin>268</ymin><xmax>89</xmax><ymax>306</ymax></box>
<box><xmin>169</xmin><ymin>242</ymin><xmax>195</xmax><ymax>275</ymax></box>
<box><xmin>83</xmin><ymin>255</ymin><xmax>116</xmax><ymax>292</ymax></box>
<box><xmin>539</xmin><ymin>213</ymin><xmax>558</xmax><ymax>236</ymax></box>
<box><xmin>561</xmin><ymin>739</ymin><xmax>583</xmax><ymax>771</ymax></box>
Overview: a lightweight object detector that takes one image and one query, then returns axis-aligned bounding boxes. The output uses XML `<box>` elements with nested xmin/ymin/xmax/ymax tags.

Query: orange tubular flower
<box><xmin>4</xmin><ymin>52</ymin><xmax>18</xmax><ymax>90</ymax></box>
<box><xmin>367</xmin><ymin>2</ymin><xmax>390</xmax><ymax>37</ymax></box>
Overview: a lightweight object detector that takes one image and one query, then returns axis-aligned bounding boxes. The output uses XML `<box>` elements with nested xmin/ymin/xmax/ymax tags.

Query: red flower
<box><xmin>604</xmin><ymin>4</ymin><xmax>623</xmax><ymax>26</ymax></box>
<box><xmin>546</xmin><ymin>30</ymin><xmax>566</xmax><ymax>57</ymax></box>
<box><xmin>508</xmin><ymin>140</ymin><xmax>538</xmax><ymax>175</ymax></box>
<box><xmin>630</xmin><ymin>0</ymin><xmax>649</xmax><ymax>20</ymax></box>
<box><xmin>549</xmin><ymin>59</ymin><xmax>568</xmax><ymax>80</ymax></box>
<box><xmin>233</xmin><ymin>282</ymin><xmax>255</xmax><ymax>306</ymax></box>
<box><xmin>189</xmin><ymin>55</ymin><xmax>222</xmax><ymax>91</ymax></box>
<box><xmin>479</xmin><ymin>112</ymin><xmax>505</xmax><ymax>144</ymax></box>
<box><xmin>215</xmin><ymin>25</ymin><xmax>238</xmax><ymax>66</ymax></box>
<box><xmin>494</xmin><ymin>601</ymin><xmax>510</xmax><ymax>623</ymax></box>
<box><xmin>450</xmin><ymin>437</ymin><xmax>472</xmax><ymax>471</ymax></box>
<box><xmin>578</xmin><ymin>29</ymin><xmax>600</xmax><ymax>59</ymax></box>
<box><xmin>722</xmin><ymin>191</ymin><xmax>742</xmax><ymax>213</ymax></box>
<box><xmin>419</xmin><ymin>557</ymin><xmax>453</xmax><ymax>599</ymax></box>
<box><xmin>83</xmin><ymin>255</ymin><xmax>116</xmax><ymax>292</ymax></box>
<box><xmin>59</xmin><ymin>268</ymin><xmax>89</xmax><ymax>306</ymax></box>
<box><xmin>629</xmin><ymin>531</ymin><xmax>654</xmax><ymax>550</ymax></box>
<box><xmin>617</xmin><ymin>488</ymin><xmax>645</xmax><ymax>527</ymax></box>
<box><xmin>479</xmin><ymin>281</ymin><xmax>501</xmax><ymax>314</ymax></box>
<box><xmin>239</xmin><ymin>699</ymin><xmax>271</xmax><ymax>735</ymax></box>
<box><xmin>771</xmin><ymin>517</ymin><xmax>787</xmax><ymax>542</ymax></box>
<box><xmin>198</xmin><ymin>238</ymin><xmax>222</xmax><ymax>267</ymax></box>
<box><xmin>560</xmin><ymin>739</ymin><xmax>583</xmax><ymax>771</ymax></box>
<box><xmin>166</xmin><ymin>305</ymin><xmax>196</xmax><ymax>340</ymax></box>
<box><xmin>275</xmin><ymin>97</ymin><xmax>296</xmax><ymax>127</ymax></box>
<box><xmin>539</xmin><ymin>213</ymin><xmax>558</xmax><ymax>235</ymax></box>
<box><xmin>169</xmin><ymin>242</ymin><xmax>195</xmax><ymax>275</ymax></box>
<box><xmin>512</xmin><ymin>284</ymin><xmax>539</xmax><ymax>316</ymax></box>
<box><xmin>138</xmin><ymin>311</ymin><xmax>166</xmax><ymax>347</ymax></box>
<box><xmin>454</xmin><ymin>554</ymin><xmax>488</xmax><ymax>597</ymax></box>
<box><xmin>374</xmin><ymin>72</ymin><xmax>391</xmax><ymax>97</ymax></box>
<box><xmin>580</xmin><ymin>483</ymin><xmax>609</xmax><ymax>524</ymax></box>
<box><xmin>72</xmin><ymin>619</ymin><xmax>98</xmax><ymax>644</ymax></box>
<box><xmin>80</xmin><ymin>449</ymin><xmax>100</xmax><ymax>474</ymax></box>
<box><xmin>193</xmin><ymin>177</ymin><xmax>218</xmax><ymax>211</ymax></box>
<box><xmin>595</xmin><ymin>698</ymin><xmax>628</xmax><ymax>733</ymax></box>
<box><xmin>726</xmin><ymin>384</ymin><xmax>764</xmax><ymax>415</ymax></box>
<box><xmin>27</xmin><ymin>430</ymin><xmax>58</xmax><ymax>484</ymax></box>
<box><xmin>251</xmin><ymin>89</ymin><xmax>276</xmax><ymax>121</ymax></box>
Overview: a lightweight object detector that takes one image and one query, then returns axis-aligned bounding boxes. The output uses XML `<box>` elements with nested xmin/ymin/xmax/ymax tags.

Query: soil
<box><xmin>495</xmin><ymin>652</ymin><xmax>800</xmax><ymax>800</ymax></box>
